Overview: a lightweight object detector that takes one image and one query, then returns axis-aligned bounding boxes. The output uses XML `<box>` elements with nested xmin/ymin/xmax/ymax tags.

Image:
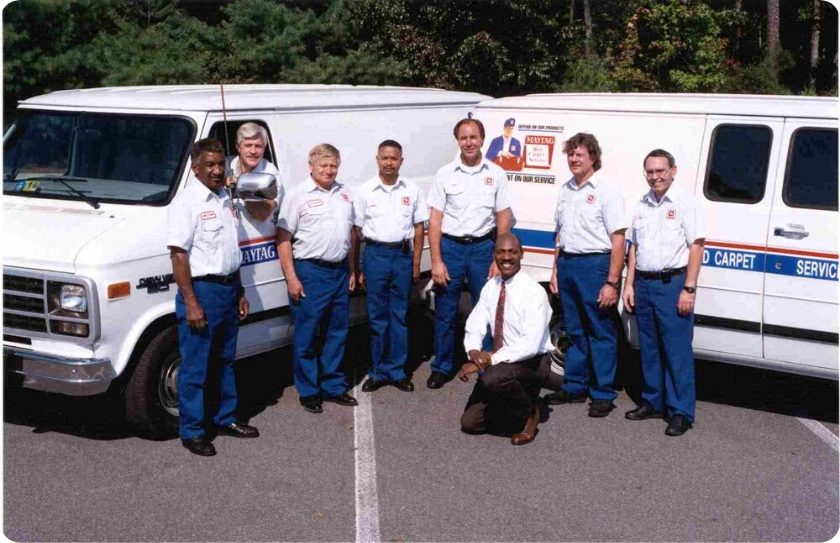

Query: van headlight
<box><xmin>47</xmin><ymin>282</ymin><xmax>88</xmax><ymax>316</ymax></box>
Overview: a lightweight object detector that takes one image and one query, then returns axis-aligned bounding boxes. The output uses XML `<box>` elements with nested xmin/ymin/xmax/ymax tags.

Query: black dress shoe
<box><xmin>324</xmin><ymin>392</ymin><xmax>358</xmax><ymax>406</ymax></box>
<box><xmin>543</xmin><ymin>389</ymin><xmax>586</xmax><ymax>405</ymax></box>
<box><xmin>588</xmin><ymin>399</ymin><xmax>616</xmax><ymax>418</ymax></box>
<box><xmin>392</xmin><ymin>378</ymin><xmax>414</xmax><ymax>392</ymax></box>
<box><xmin>300</xmin><ymin>395</ymin><xmax>323</xmax><ymax>413</ymax></box>
<box><xmin>665</xmin><ymin>414</ymin><xmax>691</xmax><ymax>436</ymax></box>
<box><xmin>625</xmin><ymin>404</ymin><xmax>663</xmax><ymax>421</ymax></box>
<box><xmin>362</xmin><ymin>378</ymin><xmax>385</xmax><ymax>393</ymax></box>
<box><xmin>427</xmin><ymin>371</ymin><xmax>448</xmax><ymax>389</ymax></box>
<box><xmin>216</xmin><ymin>422</ymin><xmax>260</xmax><ymax>438</ymax></box>
<box><xmin>181</xmin><ymin>436</ymin><xmax>216</xmax><ymax>457</ymax></box>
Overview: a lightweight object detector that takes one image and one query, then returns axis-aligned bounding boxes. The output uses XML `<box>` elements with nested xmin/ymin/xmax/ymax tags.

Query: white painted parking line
<box><xmin>353</xmin><ymin>384</ymin><xmax>381</xmax><ymax>543</ymax></box>
<box><xmin>797</xmin><ymin>416</ymin><xmax>839</xmax><ymax>452</ymax></box>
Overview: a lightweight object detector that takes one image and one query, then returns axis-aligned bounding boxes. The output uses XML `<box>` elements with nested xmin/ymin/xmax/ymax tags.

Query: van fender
<box><xmin>110</xmin><ymin>300</ymin><xmax>176</xmax><ymax>381</ymax></box>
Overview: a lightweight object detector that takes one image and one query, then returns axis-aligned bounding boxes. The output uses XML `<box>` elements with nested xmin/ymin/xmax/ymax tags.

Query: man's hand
<box><xmin>238</xmin><ymin>295</ymin><xmax>249</xmax><ymax>320</ymax></box>
<box><xmin>597</xmin><ymin>283</ymin><xmax>619</xmax><ymax>309</ymax></box>
<box><xmin>622</xmin><ymin>284</ymin><xmax>635</xmax><ymax>314</ymax></box>
<box><xmin>357</xmin><ymin>272</ymin><xmax>366</xmax><ymax>289</ymax></box>
<box><xmin>487</xmin><ymin>260</ymin><xmax>500</xmax><ymax>279</ymax></box>
<box><xmin>412</xmin><ymin>262</ymin><xmax>421</xmax><ymax>283</ymax></box>
<box><xmin>549</xmin><ymin>267</ymin><xmax>559</xmax><ymax>295</ymax></box>
<box><xmin>185</xmin><ymin>299</ymin><xmax>206</xmax><ymax>330</ymax></box>
<box><xmin>432</xmin><ymin>260</ymin><xmax>450</xmax><ymax>286</ymax></box>
<box><xmin>677</xmin><ymin>290</ymin><xmax>695</xmax><ymax>316</ymax></box>
<box><xmin>349</xmin><ymin>272</ymin><xmax>356</xmax><ymax>292</ymax></box>
<box><xmin>468</xmin><ymin>349</ymin><xmax>492</xmax><ymax>370</ymax></box>
<box><xmin>458</xmin><ymin>362</ymin><xmax>480</xmax><ymax>382</ymax></box>
<box><xmin>287</xmin><ymin>277</ymin><xmax>305</xmax><ymax>303</ymax></box>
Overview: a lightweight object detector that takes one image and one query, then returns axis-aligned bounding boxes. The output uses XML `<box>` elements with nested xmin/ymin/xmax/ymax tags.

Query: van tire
<box><xmin>125</xmin><ymin>326</ymin><xmax>180</xmax><ymax>438</ymax></box>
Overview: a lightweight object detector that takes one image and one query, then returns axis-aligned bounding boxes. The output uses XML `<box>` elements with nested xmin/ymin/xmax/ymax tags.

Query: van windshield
<box><xmin>3</xmin><ymin>110</ymin><xmax>194</xmax><ymax>205</ymax></box>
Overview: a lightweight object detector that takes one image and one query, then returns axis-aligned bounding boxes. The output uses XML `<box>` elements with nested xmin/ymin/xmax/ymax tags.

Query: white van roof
<box><xmin>19</xmin><ymin>84</ymin><xmax>489</xmax><ymax>111</ymax></box>
<box><xmin>476</xmin><ymin>93</ymin><xmax>837</xmax><ymax>119</ymax></box>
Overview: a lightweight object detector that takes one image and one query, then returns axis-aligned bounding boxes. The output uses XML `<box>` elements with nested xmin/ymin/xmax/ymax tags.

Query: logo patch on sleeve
<box><xmin>401</xmin><ymin>196</ymin><xmax>410</xmax><ymax>206</ymax></box>
<box><xmin>485</xmin><ymin>177</ymin><xmax>494</xmax><ymax>186</ymax></box>
<box><xmin>586</xmin><ymin>194</ymin><xmax>596</xmax><ymax>204</ymax></box>
<box><xmin>200</xmin><ymin>211</ymin><xmax>217</xmax><ymax>220</ymax></box>
<box><xmin>341</xmin><ymin>192</ymin><xmax>351</xmax><ymax>203</ymax></box>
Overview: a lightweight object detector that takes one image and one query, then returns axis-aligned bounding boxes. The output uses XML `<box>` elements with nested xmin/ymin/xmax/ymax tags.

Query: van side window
<box><xmin>704</xmin><ymin>125</ymin><xmax>772</xmax><ymax>204</ymax></box>
<box><xmin>783</xmin><ymin>128</ymin><xmax>838</xmax><ymax>211</ymax></box>
<box><xmin>208</xmin><ymin>120</ymin><xmax>275</xmax><ymax>164</ymax></box>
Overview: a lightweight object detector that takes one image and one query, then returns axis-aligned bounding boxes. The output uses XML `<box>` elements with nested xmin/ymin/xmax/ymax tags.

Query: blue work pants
<box><xmin>432</xmin><ymin>237</ymin><xmax>493</xmax><ymax>375</ymax></box>
<box><xmin>557</xmin><ymin>253</ymin><xmax>618</xmax><ymax>401</ymax></box>
<box><xmin>290</xmin><ymin>259</ymin><xmax>349</xmax><ymax>399</ymax></box>
<box><xmin>176</xmin><ymin>280</ymin><xmax>239</xmax><ymax>440</ymax></box>
<box><xmin>634</xmin><ymin>274</ymin><xmax>696</xmax><ymax>422</ymax></box>
<box><xmin>363</xmin><ymin>243</ymin><xmax>412</xmax><ymax>381</ymax></box>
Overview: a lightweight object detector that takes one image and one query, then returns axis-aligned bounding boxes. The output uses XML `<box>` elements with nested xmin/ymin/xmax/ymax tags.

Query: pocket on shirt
<box><xmin>443</xmin><ymin>182</ymin><xmax>466</xmax><ymax>211</ymax></box>
<box><xmin>201</xmin><ymin>219</ymin><xmax>223</xmax><ymax>242</ymax></box>
<box><xmin>478</xmin><ymin>187</ymin><xmax>496</xmax><ymax>210</ymax></box>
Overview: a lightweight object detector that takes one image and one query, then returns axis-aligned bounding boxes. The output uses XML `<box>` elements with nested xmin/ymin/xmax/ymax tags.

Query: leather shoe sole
<box><xmin>324</xmin><ymin>392</ymin><xmax>358</xmax><ymax>407</ymax></box>
<box><xmin>216</xmin><ymin>423</ymin><xmax>259</xmax><ymax>438</ymax></box>
<box><xmin>181</xmin><ymin>436</ymin><xmax>216</xmax><ymax>457</ymax></box>
<box><xmin>625</xmin><ymin>405</ymin><xmax>663</xmax><ymax>421</ymax></box>
<box><xmin>362</xmin><ymin>378</ymin><xmax>385</xmax><ymax>393</ymax></box>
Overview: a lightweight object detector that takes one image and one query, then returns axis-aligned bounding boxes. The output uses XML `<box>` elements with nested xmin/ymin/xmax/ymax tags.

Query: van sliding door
<box><xmin>693</xmin><ymin>117</ymin><xmax>784</xmax><ymax>359</ymax></box>
<box><xmin>762</xmin><ymin>120</ymin><xmax>838</xmax><ymax>376</ymax></box>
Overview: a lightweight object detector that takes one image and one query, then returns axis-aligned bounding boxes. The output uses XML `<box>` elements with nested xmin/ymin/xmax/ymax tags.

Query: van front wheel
<box><xmin>125</xmin><ymin>326</ymin><xmax>180</xmax><ymax>438</ymax></box>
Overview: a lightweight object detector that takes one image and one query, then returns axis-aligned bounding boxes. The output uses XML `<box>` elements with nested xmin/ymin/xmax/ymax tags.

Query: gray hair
<box><xmin>236</xmin><ymin>122</ymin><xmax>268</xmax><ymax>146</ymax></box>
<box><xmin>308</xmin><ymin>143</ymin><xmax>341</xmax><ymax>165</ymax></box>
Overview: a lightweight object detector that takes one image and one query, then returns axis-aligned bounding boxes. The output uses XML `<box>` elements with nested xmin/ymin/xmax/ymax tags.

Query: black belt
<box><xmin>636</xmin><ymin>267</ymin><xmax>686</xmax><ymax>282</ymax></box>
<box><xmin>301</xmin><ymin>258</ymin><xmax>345</xmax><ymax>269</ymax></box>
<box><xmin>442</xmin><ymin>230</ymin><xmax>495</xmax><ymax>245</ymax></box>
<box><xmin>194</xmin><ymin>273</ymin><xmax>237</xmax><ymax>285</ymax></box>
<box><xmin>559</xmin><ymin>251</ymin><xmax>610</xmax><ymax>258</ymax></box>
<box><xmin>366</xmin><ymin>238</ymin><xmax>410</xmax><ymax>252</ymax></box>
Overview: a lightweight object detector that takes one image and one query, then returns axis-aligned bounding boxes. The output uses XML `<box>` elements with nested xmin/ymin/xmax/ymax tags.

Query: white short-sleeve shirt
<box><xmin>166</xmin><ymin>180</ymin><xmax>242</xmax><ymax>277</ymax></box>
<box><xmin>353</xmin><ymin>175</ymin><xmax>429</xmax><ymax>242</ymax></box>
<box><xmin>427</xmin><ymin>158</ymin><xmax>512</xmax><ymax>237</ymax></box>
<box><xmin>554</xmin><ymin>172</ymin><xmax>628</xmax><ymax>253</ymax></box>
<box><xmin>628</xmin><ymin>183</ymin><xmax>706</xmax><ymax>272</ymax></box>
<box><xmin>276</xmin><ymin>177</ymin><xmax>355</xmax><ymax>262</ymax></box>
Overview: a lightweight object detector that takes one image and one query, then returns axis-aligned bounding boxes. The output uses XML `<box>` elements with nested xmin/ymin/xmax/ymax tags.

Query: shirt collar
<box><xmin>373</xmin><ymin>177</ymin><xmax>405</xmax><ymax>192</ymax></box>
<box><xmin>453</xmin><ymin>158</ymin><xmax>490</xmax><ymax>175</ymax></box>
<box><xmin>642</xmin><ymin>182</ymin><xmax>683</xmax><ymax>206</ymax></box>
<box><xmin>566</xmin><ymin>171</ymin><xmax>601</xmax><ymax>190</ymax></box>
<box><xmin>306</xmin><ymin>176</ymin><xmax>340</xmax><ymax>194</ymax></box>
<box><xmin>188</xmin><ymin>178</ymin><xmax>226</xmax><ymax>202</ymax></box>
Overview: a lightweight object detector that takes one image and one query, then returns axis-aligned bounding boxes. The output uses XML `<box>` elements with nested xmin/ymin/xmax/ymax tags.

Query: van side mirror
<box><xmin>237</xmin><ymin>172</ymin><xmax>277</xmax><ymax>201</ymax></box>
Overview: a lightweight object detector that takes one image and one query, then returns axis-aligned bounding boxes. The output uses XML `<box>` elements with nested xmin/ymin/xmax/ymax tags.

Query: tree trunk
<box><xmin>569</xmin><ymin>0</ymin><xmax>575</xmax><ymax>27</ymax></box>
<box><xmin>734</xmin><ymin>0</ymin><xmax>742</xmax><ymax>56</ymax></box>
<box><xmin>767</xmin><ymin>0</ymin><xmax>780</xmax><ymax>78</ymax></box>
<box><xmin>583</xmin><ymin>0</ymin><xmax>592</xmax><ymax>56</ymax></box>
<box><xmin>810</xmin><ymin>0</ymin><xmax>821</xmax><ymax>90</ymax></box>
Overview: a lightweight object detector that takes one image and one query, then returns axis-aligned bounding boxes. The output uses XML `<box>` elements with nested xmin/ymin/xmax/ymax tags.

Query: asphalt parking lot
<box><xmin>4</xmin><ymin>315</ymin><xmax>838</xmax><ymax>542</ymax></box>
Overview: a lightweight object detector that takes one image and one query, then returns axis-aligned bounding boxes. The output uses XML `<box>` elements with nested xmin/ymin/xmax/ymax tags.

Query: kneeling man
<box><xmin>458</xmin><ymin>233</ymin><xmax>553</xmax><ymax>445</ymax></box>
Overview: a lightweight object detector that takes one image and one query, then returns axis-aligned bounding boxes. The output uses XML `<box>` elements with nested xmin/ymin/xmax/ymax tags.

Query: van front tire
<box><xmin>125</xmin><ymin>326</ymin><xmax>180</xmax><ymax>438</ymax></box>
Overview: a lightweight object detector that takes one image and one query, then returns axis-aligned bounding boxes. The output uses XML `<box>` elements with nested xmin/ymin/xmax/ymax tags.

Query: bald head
<box><xmin>495</xmin><ymin>232</ymin><xmax>523</xmax><ymax>252</ymax></box>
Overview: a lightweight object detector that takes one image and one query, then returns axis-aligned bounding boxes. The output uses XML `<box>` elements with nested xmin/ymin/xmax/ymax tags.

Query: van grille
<box><xmin>4</xmin><ymin>294</ymin><xmax>45</xmax><ymax>313</ymax></box>
<box><xmin>3</xmin><ymin>273</ymin><xmax>48</xmax><ymax>335</ymax></box>
<box><xmin>3</xmin><ymin>274</ymin><xmax>43</xmax><ymax>294</ymax></box>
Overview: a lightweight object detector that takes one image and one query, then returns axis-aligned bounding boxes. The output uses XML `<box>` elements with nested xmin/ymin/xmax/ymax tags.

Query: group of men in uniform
<box><xmin>166</xmin><ymin>118</ymin><xmax>704</xmax><ymax>457</ymax></box>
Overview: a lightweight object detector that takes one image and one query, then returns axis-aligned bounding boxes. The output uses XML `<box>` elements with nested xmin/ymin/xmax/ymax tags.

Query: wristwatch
<box><xmin>605</xmin><ymin>280</ymin><xmax>620</xmax><ymax>290</ymax></box>
<box><xmin>682</xmin><ymin>286</ymin><xmax>696</xmax><ymax>294</ymax></box>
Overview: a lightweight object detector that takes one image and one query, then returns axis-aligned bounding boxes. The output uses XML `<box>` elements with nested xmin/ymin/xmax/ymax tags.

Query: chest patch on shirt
<box><xmin>307</xmin><ymin>199</ymin><xmax>324</xmax><ymax>208</ymax></box>
<box><xmin>586</xmin><ymin>194</ymin><xmax>596</xmax><ymax>204</ymax></box>
<box><xmin>485</xmin><ymin>177</ymin><xmax>494</xmax><ymax>186</ymax></box>
<box><xmin>200</xmin><ymin>211</ymin><xmax>217</xmax><ymax>220</ymax></box>
<box><xmin>401</xmin><ymin>196</ymin><xmax>410</xmax><ymax>206</ymax></box>
<box><xmin>341</xmin><ymin>192</ymin><xmax>351</xmax><ymax>203</ymax></box>
<box><xmin>667</xmin><ymin>209</ymin><xmax>677</xmax><ymax>220</ymax></box>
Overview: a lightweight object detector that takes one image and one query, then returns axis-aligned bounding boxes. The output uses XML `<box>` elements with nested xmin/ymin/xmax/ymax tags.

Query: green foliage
<box><xmin>559</xmin><ymin>55</ymin><xmax>619</xmax><ymax>92</ymax></box>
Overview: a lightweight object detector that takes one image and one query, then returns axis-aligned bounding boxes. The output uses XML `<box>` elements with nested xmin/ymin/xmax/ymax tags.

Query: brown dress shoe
<box><xmin>511</xmin><ymin>406</ymin><xmax>539</xmax><ymax>445</ymax></box>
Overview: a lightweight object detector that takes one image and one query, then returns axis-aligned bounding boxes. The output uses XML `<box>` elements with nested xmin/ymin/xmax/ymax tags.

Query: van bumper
<box><xmin>4</xmin><ymin>348</ymin><xmax>115</xmax><ymax>396</ymax></box>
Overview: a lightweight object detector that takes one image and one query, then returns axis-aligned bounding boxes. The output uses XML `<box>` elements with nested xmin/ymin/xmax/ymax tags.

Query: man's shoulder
<box><xmin>435</xmin><ymin>159</ymin><xmax>460</xmax><ymax>177</ymax></box>
<box><xmin>256</xmin><ymin>159</ymin><xmax>280</xmax><ymax>176</ymax></box>
<box><xmin>484</xmin><ymin>160</ymin><xmax>506</xmax><ymax>176</ymax></box>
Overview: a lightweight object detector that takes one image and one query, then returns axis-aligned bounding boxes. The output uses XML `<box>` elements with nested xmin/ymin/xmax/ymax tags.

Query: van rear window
<box><xmin>783</xmin><ymin>128</ymin><xmax>838</xmax><ymax>211</ymax></box>
<box><xmin>704</xmin><ymin>125</ymin><xmax>772</xmax><ymax>204</ymax></box>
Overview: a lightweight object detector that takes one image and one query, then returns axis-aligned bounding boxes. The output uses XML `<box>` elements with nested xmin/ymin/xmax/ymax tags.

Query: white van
<box><xmin>473</xmin><ymin>93</ymin><xmax>838</xmax><ymax>380</ymax></box>
<box><xmin>2</xmin><ymin>84</ymin><xmax>488</xmax><ymax>434</ymax></box>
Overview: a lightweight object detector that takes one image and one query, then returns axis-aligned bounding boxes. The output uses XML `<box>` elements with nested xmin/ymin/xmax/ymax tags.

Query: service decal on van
<box><xmin>703</xmin><ymin>241</ymin><xmax>838</xmax><ymax>281</ymax></box>
<box><xmin>239</xmin><ymin>235</ymin><xmax>278</xmax><ymax>267</ymax></box>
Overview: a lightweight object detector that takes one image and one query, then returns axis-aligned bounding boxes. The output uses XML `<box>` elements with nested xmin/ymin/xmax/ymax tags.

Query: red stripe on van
<box><xmin>705</xmin><ymin>240</ymin><xmax>837</xmax><ymax>260</ymax></box>
<box><xmin>239</xmin><ymin>235</ymin><xmax>277</xmax><ymax>247</ymax></box>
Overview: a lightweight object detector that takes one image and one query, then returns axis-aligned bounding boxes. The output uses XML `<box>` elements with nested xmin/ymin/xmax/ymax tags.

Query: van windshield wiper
<box><xmin>23</xmin><ymin>176</ymin><xmax>100</xmax><ymax>209</ymax></box>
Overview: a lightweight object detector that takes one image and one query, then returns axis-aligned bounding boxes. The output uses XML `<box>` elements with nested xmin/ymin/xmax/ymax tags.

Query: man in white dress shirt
<box><xmin>354</xmin><ymin>140</ymin><xmax>428</xmax><ymax>392</ymax></box>
<box><xmin>622</xmin><ymin>149</ymin><xmax>705</xmax><ymax>436</ymax></box>
<box><xmin>458</xmin><ymin>233</ymin><xmax>553</xmax><ymax>445</ymax></box>
<box><xmin>276</xmin><ymin>144</ymin><xmax>358</xmax><ymax>414</ymax></box>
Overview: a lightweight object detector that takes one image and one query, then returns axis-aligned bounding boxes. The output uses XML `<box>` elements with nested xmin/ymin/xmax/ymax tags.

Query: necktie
<box><xmin>492</xmin><ymin>281</ymin><xmax>506</xmax><ymax>352</ymax></box>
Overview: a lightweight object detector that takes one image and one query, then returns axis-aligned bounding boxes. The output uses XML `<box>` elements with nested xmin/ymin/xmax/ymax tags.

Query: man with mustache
<box><xmin>622</xmin><ymin>149</ymin><xmax>705</xmax><ymax>436</ymax></box>
<box><xmin>546</xmin><ymin>132</ymin><xmax>627</xmax><ymax>418</ymax></box>
<box><xmin>427</xmin><ymin>118</ymin><xmax>513</xmax><ymax>389</ymax></box>
<box><xmin>167</xmin><ymin>138</ymin><xmax>258</xmax><ymax>457</ymax></box>
<box><xmin>458</xmin><ymin>232</ymin><xmax>552</xmax><ymax>445</ymax></box>
<box><xmin>354</xmin><ymin>140</ymin><xmax>428</xmax><ymax>393</ymax></box>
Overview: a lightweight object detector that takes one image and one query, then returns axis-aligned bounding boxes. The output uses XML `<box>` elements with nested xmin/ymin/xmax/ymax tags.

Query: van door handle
<box><xmin>773</xmin><ymin>224</ymin><xmax>809</xmax><ymax>239</ymax></box>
